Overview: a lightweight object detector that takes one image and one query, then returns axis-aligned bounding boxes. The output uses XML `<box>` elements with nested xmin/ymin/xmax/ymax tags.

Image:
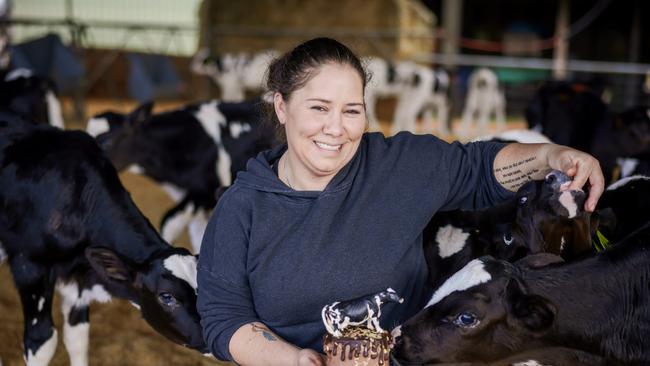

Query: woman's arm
<box><xmin>494</xmin><ymin>143</ymin><xmax>604</xmax><ymax>211</ymax></box>
<box><xmin>230</xmin><ymin>322</ymin><xmax>324</xmax><ymax>366</ymax></box>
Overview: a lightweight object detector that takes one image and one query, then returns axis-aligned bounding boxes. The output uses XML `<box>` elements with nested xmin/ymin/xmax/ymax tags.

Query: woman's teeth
<box><xmin>315</xmin><ymin>141</ymin><xmax>341</xmax><ymax>151</ymax></box>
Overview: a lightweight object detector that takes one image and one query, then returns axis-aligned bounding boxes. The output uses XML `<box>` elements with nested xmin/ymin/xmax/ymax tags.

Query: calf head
<box><xmin>86</xmin><ymin>101</ymin><xmax>154</xmax><ymax>170</ymax></box>
<box><xmin>85</xmin><ymin>246</ymin><xmax>207</xmax><ymax>353</ymax></box>
<box><xmin>503</xmin><ymin>170</ymin><xmax>592</xmax><ymax>260</ymax></box>
<box><xmin>611</xmin><ymin>106</ymin><xmax>650</xmax><ymax>157</ymax></box>
<box><xmin>393</xmin><ymin>257</ymin><xmax>556</xmax><ymax>364</ymax></box>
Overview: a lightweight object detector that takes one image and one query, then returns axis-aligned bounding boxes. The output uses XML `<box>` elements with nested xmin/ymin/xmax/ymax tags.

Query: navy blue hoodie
<box><xmin>197</xmin><ymin>132</ymin><xmax>512</xmax><ymax>361</ymax></box>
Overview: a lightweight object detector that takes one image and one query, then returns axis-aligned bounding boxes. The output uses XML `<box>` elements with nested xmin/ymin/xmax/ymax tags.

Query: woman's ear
<box><xmin>273</xmin><ymin>92</ymin><xmax>287</xmax><ymax>125</ymax></box>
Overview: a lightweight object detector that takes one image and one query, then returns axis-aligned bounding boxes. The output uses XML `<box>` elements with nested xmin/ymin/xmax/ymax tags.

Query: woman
<box><xmin>197</xmin><ymin>38</ymin><xmax>604</xmax><ymax>366</ymax></box>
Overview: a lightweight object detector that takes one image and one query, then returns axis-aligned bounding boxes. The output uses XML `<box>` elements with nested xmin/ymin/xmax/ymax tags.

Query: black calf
<box><xmin>0</xmin><ymin>116</ymin><xmax>206</xmax><ymax>366</ymax></box>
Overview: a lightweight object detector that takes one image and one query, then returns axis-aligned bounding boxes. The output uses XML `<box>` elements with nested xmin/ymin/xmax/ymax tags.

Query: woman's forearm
<box><xmin>230</xmin><ymin>322</ymin><xmax>318</xmax><ymax>366</ymax></box>
<box><xmin>493</xmin><ymin>143</ymin><xmax>552</xmax><ymax>191</ymax></box>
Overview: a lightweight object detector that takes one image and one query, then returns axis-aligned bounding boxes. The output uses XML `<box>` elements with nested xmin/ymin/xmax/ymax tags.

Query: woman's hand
<box><xmin>295</xmin><ymin>349</ymin><xmax>326</xmax><ymax>366</ymax></box>
<box><xmin>544</xmin><ymin>144</ymin><xmax>605</xmax><ymax>212</ymax></box>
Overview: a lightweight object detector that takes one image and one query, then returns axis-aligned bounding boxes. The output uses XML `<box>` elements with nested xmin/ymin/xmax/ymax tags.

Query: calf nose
<box><xmin>545</xmin><ymin>170</ymin><xmax>571</xmax><ymax>189</ymax></box>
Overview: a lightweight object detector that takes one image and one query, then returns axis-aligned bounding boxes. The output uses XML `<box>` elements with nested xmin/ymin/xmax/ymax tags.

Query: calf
<box><xmin>394</xmin><ymin>223</ymin><xmax>650</xmax><ymax>364</ymax></box>
<box><xmin>595</xmin><ymin>175</ymin><xmax>650</xmax><ymax>242</ymax></box>
<box><xmin>191</xmin><ymin>48</ymin><xmax>278</xmax><ymax>102</ymax></box>
<box><xmin>420</xmin><ymin>68</ymin><xmax>450</xmax><ymax>136</ymax></box>
<box><xmin>458</xmin><ymin>68</ymin><xmax>506</xmax><ymax>138</ymax></box>
<box><xmin>0</xmin><ymin>68</ymin><xmax>64</xmax><ymax>128</ymax></box>
<box><xmin>86</xmin><ymin>98</ymin><xmax>274</xmax><ymax>252</ymax></box>
<box><xmin>590</xmin><ymin>105</ymin><xmax>650</xmax><ymax>182</ymax></box>
<box><xmin>525</xmin><ymin>81</ymin><xmax>609</xmax><ymax>153</ymax></box>
<box><xmin>0</xmin><ymin>115</ymin><xmax>206</xmax><ymax>366</ymax></box>
<box><xmin>321</xmin><ymin>288</ymin><xmax>403</xmax><ymax>337</ymax></box>
<box><xmin>424</xmin><ymin>170</ymin><xmax>590</xmax><ymax>291</ymax></box>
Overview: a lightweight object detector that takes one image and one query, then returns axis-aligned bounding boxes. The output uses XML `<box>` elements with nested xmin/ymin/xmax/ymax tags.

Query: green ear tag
<box><xmin>593</xmin><ymin>230</ymin><xmax>611</xmax><ymax>252</ymax></box>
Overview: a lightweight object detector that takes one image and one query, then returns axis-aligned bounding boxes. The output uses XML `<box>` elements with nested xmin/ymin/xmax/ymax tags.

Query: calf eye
<box><xmin>453</xmin><ymin>312</ymin><xmax>479</xmax><ymax>328</ymax></box>
<box><xmin>503</xmin><ymin>233</ymin><xmax>514</xmax><ymax>246</ymax></box>
<box><xmin>518</xmin><ymin>196</ymin><xmax>528</xmax><ymax>205</ymax></box>
<box><xmin>158</xmin><ymin>292</ymin><xmax>179</xmax><ymax>308</ymax></box>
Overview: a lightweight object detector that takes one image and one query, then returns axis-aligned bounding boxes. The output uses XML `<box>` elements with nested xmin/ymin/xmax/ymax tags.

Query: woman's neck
<box><xmin>281</xmin><ymin>152</ymin><xmax>334</xmax><ymax>191</ymax></box>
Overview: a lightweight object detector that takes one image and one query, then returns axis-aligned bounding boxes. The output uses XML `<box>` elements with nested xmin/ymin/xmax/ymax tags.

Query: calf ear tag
<box><xmin>592</xmin><ymin>230</ymin><xmax>610</xmax><ymax>252</ymax></box>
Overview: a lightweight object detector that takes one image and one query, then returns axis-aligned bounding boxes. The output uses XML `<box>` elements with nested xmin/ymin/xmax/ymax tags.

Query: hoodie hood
<box><xmin>235</xmin><ymin>138</ymin><xmax>363</xmax><ymax>198</ymax></box>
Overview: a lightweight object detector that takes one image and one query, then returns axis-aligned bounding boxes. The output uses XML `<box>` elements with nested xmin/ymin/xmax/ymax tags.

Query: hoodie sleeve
<box><xmin>197</xmin><ymin>188</ymin><xmax>258</xmax><ymax>361</ymax></box>
<box><xmin>385</xmin><ymin>132</ymin><xmax>513</xmax><ymax>211</ymax></box>
<box><xmin>438</xmin><ymin>139</ymin><xmax>513</xmax><ymax>210</ymax></box>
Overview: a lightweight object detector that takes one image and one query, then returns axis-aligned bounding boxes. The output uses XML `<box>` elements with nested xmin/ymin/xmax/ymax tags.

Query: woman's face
<box><xmin>275</xmin><ymin>62</ymin><xmax>366</xmax><ymax>183</ymax></box>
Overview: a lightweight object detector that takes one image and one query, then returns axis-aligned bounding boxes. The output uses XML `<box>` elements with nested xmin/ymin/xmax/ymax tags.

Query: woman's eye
<box><xmin>453</xmin><ymin>312</ymin><xmax>479</xmax><ymax>328</ymax></box>
<box><xmin>311</xmin><ymin>106</ymin><xmax>327</xmax><ymax>112</ymax></box>
<box><xmin>503</xmin><ymin>233</ymin><xmax>514</xmax><ymax>246</ymax></box>
<box><xmin>518</xmin><ymin>196</ymin><xmax>528</xmax><ymax>205</ymax></box>
<box><xmin>345</xmin><ymin>109</ymin><xmax>361</xmax><ymax>115</ymax></box>
<box><xmin>158</xmin><ymin>292</ymin><xmax>179</xmax><ymax>307</ymax></box>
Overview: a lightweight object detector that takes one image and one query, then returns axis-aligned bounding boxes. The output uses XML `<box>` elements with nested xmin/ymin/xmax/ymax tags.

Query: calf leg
<box><xmin>161</xmin><ymin>197</ymin><xmax>195</xmax><ymax>244</ymax></box>
<box><xmin>188</xmin><ymin>208</ymin><xmax>209</xmax><ymax>254</ymax></box>
<box><xmin>10</xmin><ymin>258</ymin><xmax>58</xmax><ymax>366</ymax></box>
<box><xmin>58</xmin><ymin>282</ymin><xmax>90</xmax><ymax>366</ymax></box>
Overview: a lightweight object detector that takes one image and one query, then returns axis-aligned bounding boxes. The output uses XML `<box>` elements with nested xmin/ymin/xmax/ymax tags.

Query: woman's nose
<box><xmin>323</xmin><ymin>112</ymin><xmax>343</xmax><ymax>136</ymax></box>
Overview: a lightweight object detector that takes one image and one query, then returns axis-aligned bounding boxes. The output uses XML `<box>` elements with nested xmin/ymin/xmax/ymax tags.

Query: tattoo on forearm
<box><xmin>494</xmin><ymin>156</ymin><xmax>543</xmax><ymax>190</ymax></box>
<box><xmin>252</xmin><ymin>324</ymin><xmax>277</xmax><ymax>341</ymax></box>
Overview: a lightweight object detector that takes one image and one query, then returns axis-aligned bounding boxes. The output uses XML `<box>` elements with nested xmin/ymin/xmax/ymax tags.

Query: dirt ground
<box><xmin>0</xmin><ymin>98</ymin><xmax>525</xmax><ymax>366</ymax></box>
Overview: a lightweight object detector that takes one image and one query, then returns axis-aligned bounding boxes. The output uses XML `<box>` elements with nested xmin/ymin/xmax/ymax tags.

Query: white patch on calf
<box><xmin>56</xmin><ymin>281</ymin><xmax>112</xmax><ymax>309</ymax></box>
<box><xmin>194</xmin><ymin>100</ymin><xmax>227</xmax><ymax>144</ymax></box>
<box><xmin>229</xmin><ymin>122</ymin><xmax>251</xmax><ymax>139</ymax></box>
<box><xmin>37</xmin><ymin>297</ymin><xmax>45</xmax><ymax>312</ymax></box>
<box><xmin>607</xmin><ymin>174</ymin><xmax>650</xmax><ymax>191</ymax></box>
<box><xmin>473</xmin><ymin>129</ymin><xmax>552</xmax><ymax>144</ymax></box>
<box><xmin>86</xmin><ymin>117</ymin><xmax>110</xmax><ymax>137</ymax></box>
<box><xmin>25</xmin><ymin>328</ymin><xmax>57</xmax><ymax>366</ymax></box>
<box><xmin>163</xmin><ymin>254</ymin><xmax>198</xmax><ymax>291</ymax></box>
<box><xmin>4</xmin><ymin>68</ymin><xmax>33</xmax><ymax>81</ymax></box>
<box><xmin>45</xmin><ymin>90</ymin><xmax>64</xmax><ymax>129</ymax></box>
<box><xmin>32</xmin><ymin>318</ymin><xmax>37</xmax><ymax>326</ymax></box>
<box><xmin>560</xmin><ymin>236</ymin><xmax>566</xmax><ymax>252</ymax></box>
<box><xmin>188</xmin><ymin>209</ymin><xmax>208</xmax><ymax>254</ymax></box>
<box><xmin>127</xmin><ymin>164</ymin><xmax>144</xmax><ymax>175</ymax></box>
<box><xmin>161</xmin><ymin>183</ymin><xmax>186</xmax><ymax>203</ymax></box>
<box><xmin>512</xmin><ymin>361</ymin><xmax>548</xmax><ymax>366</ymax></box>
<box><xmin>216</xmin><ymin>146</ymin><xmax>232</xmax><ymax>186</ymax></box>
<box><xmin>426</xmin><ymin>259</ymin><xmax>492</xmax><ymax>307</ymax></box>
<box><xmin>130</xmin><ymin>301</ymin><xmax>141</xmax><ymax>310</ymax></box>
<box><xmin>435</xmin><ymin>225</ymin><xmax>470</xmax><ymax>258</ymax></box>
<box><xmin>616</xmin><ymin>158</ymin><xmax>640</xmax><ymax>180</ymax></box>
<box><xmin>558</xmin><ymin>191</ymin><xmax>578</xmax><ymax>218</ymax></box>
<box><xmin>161</xmin><ymin>203</ymin><xmax>195</xmax><ymax>243</ymax></box>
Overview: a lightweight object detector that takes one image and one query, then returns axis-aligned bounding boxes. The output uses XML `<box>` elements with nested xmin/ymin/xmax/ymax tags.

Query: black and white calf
<box><xmin>321</xmin><ymin>288</ymin><xmax>403</xmax><ymax>337</ymax></box>
<box><xmin>87</xmin><ymin>98</ymin><xmax>274</xmax><ymax>252</ymax></box>
<box><xmin>0</xmin><ymin>68</ymin><xmax>64</xmax><ymax>128</ymax></box>
<box><xmin>191</xmin><ymin>48</ymin><xmax>278</xmax><ymax>102</ymax></box>
<box><xmin>459</xmin><ymin>68</ymin><xmax>506</xmax><ymax>138</ymax></box>
<box><xmin>0</xmin><ymin>116</ymin><xmax>206</xmax><ymax>366</ymax></box>
<box><xmin>424</xmin><ymin>170</ymin><xmax>590</xmax><ymax>292</ymax></box>
<box><xmin>394</xmin><ymin>222</ymin><xmax>650</xmax><ymax>364</ymax></box>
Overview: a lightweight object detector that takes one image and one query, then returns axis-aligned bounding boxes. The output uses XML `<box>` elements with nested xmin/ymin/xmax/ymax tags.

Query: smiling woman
<box><xmin>195</xmin><ymin>37</ymin><xmax>605</xmax><ymax>366</ymax></box>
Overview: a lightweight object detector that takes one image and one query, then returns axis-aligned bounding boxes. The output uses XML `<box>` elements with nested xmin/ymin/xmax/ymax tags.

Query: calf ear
<box><xmin>515</xmin><ymin>253</ymin><xmax>564</xmax><ymax>269</ymax></box>
<box><xmin>506</xmin><ymin>279</ymin><xmax>556</xmax><ymax>334</ymax></box>
<box><xmin>128</xmin><ymin>101</ymin><xmax>154</xmax><ymax>126</ymax></box>
<box><xmin>85</xmin><ymin>247</ymin><xmax>134</xmax><ymax>283</ymax></box>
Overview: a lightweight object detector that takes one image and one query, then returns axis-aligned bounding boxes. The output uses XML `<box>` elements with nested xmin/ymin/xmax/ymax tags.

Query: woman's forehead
<box><xmin>296</xmin><ymin>63</ymin><xmax>364</xmax><ymax>102</ymax></box>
